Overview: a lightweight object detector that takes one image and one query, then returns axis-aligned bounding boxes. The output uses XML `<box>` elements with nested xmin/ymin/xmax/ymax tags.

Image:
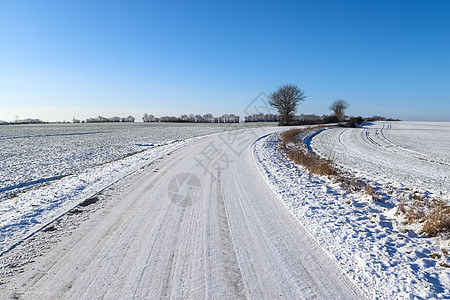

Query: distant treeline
<box><xmin>143</xmin><ymin>113</ymin><xmax>240</xmax><ymax>123</ymax></box>
<box><xmin>245</xmin><ymin>113</ymin><xmax>336</xmax><ymax>125</ymax></box>
<box><xmin>0</xmin><ymin>118</ymin><xmax>47</xmax><ymax>125</ymax></box>
<box><xmin>365</xmin><ymin>115</ymin><xmax>400</xmax><ymax>122</ymax></box>
<box><xmin>0</xmin><ymin>116</ymin><xmax>137</xmax><ymax>125</ymax></box>
<box><xmin>81</xmin><ymin>116</ymin><xmax>136</xmax><ymax>123</ymax></box>
<box><xmin>0</xmin><ymin>114</ymin><xmax>399</xmax><ymax>126</ymax></box>
<box><xmin>245</xmin><ymin>113</ymin><xmax>400</xmax><ymax>126</ymax></box>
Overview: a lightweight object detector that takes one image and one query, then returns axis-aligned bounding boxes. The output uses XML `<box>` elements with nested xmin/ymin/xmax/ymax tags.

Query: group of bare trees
<box><xmin>85</xmin><ymin>116</ymin><xmax>136</xmax><ymax>123</ymax></box>
<box><xmin>10</xmin><ymin>118</ymin><xmax>45</xmax><ymax>124</ymax></box>
<box><xmin>143</xmin><ymin>113</ymin><xmax>240</xmax><ymax>123</ymax></box>
<box><xmin>244</xmin><ymin>113</ymin><xmax>279</xmax><ymax>122</ymax></box>
<box><xmin>269</xmin><ymin>84</ymin><xmax>349</xmax><ymax>125</ymax></box>
<box><xmin>245</xmin><ymin>113</ymin><xmax>327</xmax><ymax>125</ymax></box>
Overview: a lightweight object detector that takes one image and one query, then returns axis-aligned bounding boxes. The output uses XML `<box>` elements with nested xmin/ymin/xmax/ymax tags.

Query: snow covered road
<box><xmin>1</xmin><ymin>128</ymin><xmax>360</xmax><ymax>299</ymax></box>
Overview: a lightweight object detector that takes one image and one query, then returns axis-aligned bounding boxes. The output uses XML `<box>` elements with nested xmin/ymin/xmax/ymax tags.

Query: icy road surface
<box><xmin>1</xmin><ymin>128</ymin><xmax>360</xmax><ymax>299</ymax></box>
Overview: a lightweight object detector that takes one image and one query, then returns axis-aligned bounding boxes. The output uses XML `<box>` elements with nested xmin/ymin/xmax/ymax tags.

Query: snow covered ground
<box><xmin>0</xmin><ymin>127</ymin><xmax>361</xmax><ymax>299</ymax></box>
<box><xmin>310</xmin><ymin>121</ymin><xmax>450</xmax><ymax>198</ymax></box>
<box><xmin>0</xmin><ymin>123</ymin><xmax>268</xmax><ymax>255</ymax></box>
<box><xmin>0</xmin><ymin>123</ymin><xmax>260</xmax><ymax>201</ymax></box>
<box><xmin>0</xmin><ymin>122</ymin><xmax>448</xmax><ymax>299</ymax></box>
<box><xmin>0</xmin><ymin>135</ymin><xmax>208</xmax><ymax>256</ymax></box>
<box><xmin>253</xmin><ymin>123</ymin><xmax>450</xmax><ymax>298</ymax></box>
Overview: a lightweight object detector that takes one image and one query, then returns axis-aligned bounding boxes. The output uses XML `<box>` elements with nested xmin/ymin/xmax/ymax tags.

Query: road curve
<box><xmin>2</xmin><ymin>128</ymin><xmax>361</xmax><ymax>299</ymax></box>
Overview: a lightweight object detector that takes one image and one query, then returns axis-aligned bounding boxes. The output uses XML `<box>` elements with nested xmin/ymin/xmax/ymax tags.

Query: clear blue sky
<box><xmin>1</xmin><ymin>0</ymin><xmax>449</xmax><ymax>122</ymax></box>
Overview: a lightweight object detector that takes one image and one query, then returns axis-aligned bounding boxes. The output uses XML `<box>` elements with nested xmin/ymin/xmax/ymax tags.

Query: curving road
<box><xmin>2</xmin><ymin>128</ymin><xmax>360</xmax><ymax>299</ymax></box>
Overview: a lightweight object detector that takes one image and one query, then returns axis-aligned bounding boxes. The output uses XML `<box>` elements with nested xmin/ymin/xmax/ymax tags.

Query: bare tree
<box><xmin>143</xmin><ymin>113</ymin><xmax>156</xmax><ymax>122</ymax></box>
<box><xmin>269</xmin><ymin>84</ymin><xmax>306</xmax><ymax>125</ymax></box>
<box><xmin>329</xmin><ymin>99</ymin><xmax>349</xmax><ymax>122</ymax></box>
<box><xmin>180</xmin><ymin>114</ymin><xmax>189</xmax><ymax>122</ymax></box>
<box><xmin>203</xmin><ymin>113</ymin><xmax>214</xmax><ymax>122</ymax></box>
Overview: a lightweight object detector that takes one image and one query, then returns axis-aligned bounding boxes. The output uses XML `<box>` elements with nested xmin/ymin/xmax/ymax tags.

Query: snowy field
<box><xmin>0</xmin><ymin>122</ymin><xmax>261</xmax><ymax>201</ymax></box>
<box><xmin>0</xmin><ymin>122</ymin><xmax>268</xmax><ymax>254</ymax></box>
<box><xmin>310</xmin><ymin>121</ymin><xmax>450</xmax><ymax>198</ymax></box>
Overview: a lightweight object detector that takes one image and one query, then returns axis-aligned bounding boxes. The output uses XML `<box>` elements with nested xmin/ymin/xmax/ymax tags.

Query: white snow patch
<box><xmin>0</xmin><ymin>136</ymin><xmax>206</xmax><ymax>254</ymax></box>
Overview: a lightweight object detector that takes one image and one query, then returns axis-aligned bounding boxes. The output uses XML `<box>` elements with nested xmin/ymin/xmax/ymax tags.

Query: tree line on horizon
<box><xmin>81</xmin><ymin>116</ymin><xmax>136</xmax><ymax>123</ymax></box>
<box><xmin>142</xmin><ymin>113</ymin><xmax>240</xmax><ymax>123</ymax></box>
<box><xmin>0</xmin><ymin>118</ymin><xmax>46</xmax><ymax>125</ymax></box>
<box><xmin>245</xmin><ymin>113</ymin><xmax>346</xmax><ymax>125</ymax></box>
<box><xmin>0</xmin><ymin>113</ymin><xmax>398</xmax><ymax>126</ymax></box>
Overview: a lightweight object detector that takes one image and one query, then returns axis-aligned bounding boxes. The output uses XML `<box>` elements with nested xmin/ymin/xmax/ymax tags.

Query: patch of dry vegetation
<box><xmin>281</xmin><ymin>128</ymin><xmax>337</xmax><ymax>176</ymax></box>
<box><xmin>280</xmin><ymin>127</ymin><xmax>374</xmax><ymax>196</ymax></box>
<box><xmin>395</xmin><ymin>197</ymin><xmax>450</xmax><ymax>237</ymax></box>
<box><xmin>421</xmin><ymin>202</ymin><xmax>450</xmax><ymax>237</ymax></box>
<box><xmin>365</xmin><ymin>184</ymin><xmax>375</xmax><ymax>197</ymax></box>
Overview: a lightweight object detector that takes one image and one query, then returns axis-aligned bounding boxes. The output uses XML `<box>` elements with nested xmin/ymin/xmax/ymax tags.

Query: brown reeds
<box><xmin>280</xmin><ymin>128</ymin><xmax>338</xmax><ymax>176</ymax></box>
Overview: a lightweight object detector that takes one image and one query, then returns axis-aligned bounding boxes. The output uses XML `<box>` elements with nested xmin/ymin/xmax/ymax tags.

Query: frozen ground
<box><xmin>0</xmin><ymin>123</ymin><xmax>269</xmax><ymax>255</ymax></box>
<box><xmin>0</xmin><ymin>127</ymin><xmax>361</xmax><ymax>299</ymax></box>
<box><xmin>0</xmin><ymin>135</ymin><xmax>206</xmax><ymax>256</ymax></box>
<box><xmin>0</xmin><ymin>122</ymin><xmax>448</xmax><ymax>299</ymax></box>
<box><xmin>252</xmin><ymin>123</ymin><xmax>450</xmax><ymax>298</ymax></box>
<box><xmin>0</xmin><ymin>122</ymin><xmax>260</xmax><ymax>201</ymax></box>
<box><xmin>310</xmin><ymin>121</ymin><xmax>450</xmax><ymax>198</ymax></box>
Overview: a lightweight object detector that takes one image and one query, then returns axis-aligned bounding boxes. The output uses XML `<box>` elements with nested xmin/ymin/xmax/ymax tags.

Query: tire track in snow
<box><xmin>215</xmin><ymin>169</ymin><xmax>246</xmax><ymax>299</ymax></box>
<box><xmin>311</xmin><ymin>121</ymin><xmax>450</xmax><ymax>194</ymax></box>
<box><xmin>366</xmin><ymin>122</ymin><xmax>450</xmax><ymax>167</ymax></box>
